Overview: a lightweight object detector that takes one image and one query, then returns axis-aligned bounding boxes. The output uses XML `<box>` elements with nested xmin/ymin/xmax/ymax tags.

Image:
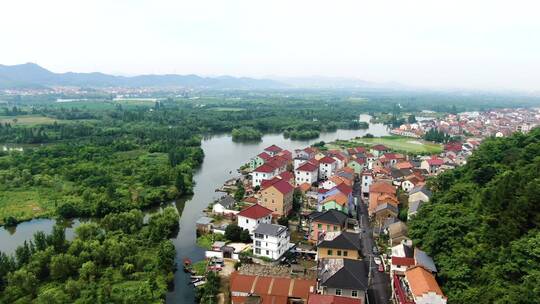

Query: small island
<box><xmin>231</xmin><ymin>127</ymin><xmax>262</xmax><ymax>142</ymax></box>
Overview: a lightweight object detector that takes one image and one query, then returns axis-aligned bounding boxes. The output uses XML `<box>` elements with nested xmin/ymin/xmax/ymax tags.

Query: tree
<box><xmin>225</xmin><ymin>224</ymin><xmax>242</xmax><ymax>242</ymax></box>
<box><xmin>277</xmin><ymin>216</ymin><xmax>289</xmax><ymax>227</ymax></box>
<box><xmin>50</xmin><ymin>254</ymin><xmax>79</xmax><ymax>281</ymax></box>
<box><xmin>239</xmin><ymin>229</ymin><xmax>252</xmax><ymax>243</ymax></box>
<box><xmin>292</xmin><ymin>189</ymin><xmax>303</xmax><ymax>213</ymax></box>
<box><xmin>407</xmin><ymin>114</ymin><xmax>417</xmax><ymax>123</ymax></box>
<box><xmin>234</xmin><ymin>183</ymin><xmax>245</xmax><ymax>201</ymax></box>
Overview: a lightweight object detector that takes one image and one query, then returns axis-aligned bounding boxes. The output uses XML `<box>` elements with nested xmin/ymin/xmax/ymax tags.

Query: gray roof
<box><xmin>374</xmin><ymin>203</ymin><xmax>398</xmax><ymax>214</ymax></box>
<box><xmin>196</xmin><ymin>216</ymin><xmax>213</xmax><ymax>225</ymax></box>
<box><xmin>414</xmin><ymin>248</ymin><xmax>437</xmax><ymax>273</ymax></box>
<box><xmin>410</xmin><ymin>185</ymin><xmax>432</xmax><ymax>198</ymax></box>
<box><xmin>309</xmin><ymin>209</ymin><xmax>349</xmax><ymax>226</ymax></box>
<box><xmin>319</xmin><ymin>259</ymin><xmax>369</xmax><ymax>291</ymax></box>
<box><xmin>217</xmin><ymin>195</ymin><xmax>236</xmax><ymax>208</ymax></box>
<box><xmin>318</xmin><ymin>231</ymin><xmax>361</xmax><ymax>251</ymax></box>
<box><xmin>408</xmin><ymin>200</ymin><xmax>424</xmax><ymax>214</ymax></box>
<box><xmin>253</xmin><ymin>223</ymin><xmax>287</xmax><ymax>237</ymax></box>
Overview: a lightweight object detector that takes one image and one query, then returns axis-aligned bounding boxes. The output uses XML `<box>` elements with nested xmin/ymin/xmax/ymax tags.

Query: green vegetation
<box><xmin>0</xmin><ymin>208</ymin><xmax>179</xmax><ymax>303</ymax></box>
<box><xmin>231</xmin><ymin>126</ymin><xmax>262</xmax><ymax>142</ymax></box>
<box><xmin>196</xmin><ymin>233</ymin><xmax>226</xmax><ymax>250</ymax></box>
<box><xmin>423</xmin><ymin>129</ymin><xmax>461</xmax><ymax>143</ymax></box>
<box><xmin>409</xmin><ymin>128</ymin><xmax>540</xmax><ymax>303</ymax></box>
<box><xmin>195</xmin><ymin>271</ymin><xmax>220</xmax><ymax>304</ymax></box>
<box><xmin>330</xmin><ymin>136</ymin><xmax>443</xmax><ymax>154</ymax></box>
<box><xmin>284</xmin><ymin>129</ymin><xmax>320</xmax><ymax>140</ymax></box>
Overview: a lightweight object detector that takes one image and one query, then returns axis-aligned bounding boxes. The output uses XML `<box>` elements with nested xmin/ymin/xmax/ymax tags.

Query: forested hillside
<box><xmin>409</xmin><ymin>128</ymin><xmax>540</xmax><ymax>303</ymax></box>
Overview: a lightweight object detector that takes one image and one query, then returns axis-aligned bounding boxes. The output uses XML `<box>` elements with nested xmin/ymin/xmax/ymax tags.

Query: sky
<box><xmin>0</xmin><ymin>0</ymin><xmax>539</xmax><ymax>91</ymax></box>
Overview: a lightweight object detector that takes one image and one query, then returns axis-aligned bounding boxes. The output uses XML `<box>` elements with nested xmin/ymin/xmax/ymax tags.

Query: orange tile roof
<box><xmin>369</xmin><ymin>181</ymin><xmax>396</xmax><ymax>194</ymax></box>
<box><xmin>405</xmin><ymin>266</ymin><xmax>446</xmax><ymax>299</ymax></box>
<box><xmin>298</xmin><ymin>183</ymin><xmax>311</xmax><ymax>192</ymax></box>
<box><xmin>230</xmin><ymin>272</ymin><xmax>316</xmax><ymax>301</ymax></box>
<box><xmin>322</xmin><ymin>193</ymin><xmax>349</xmax><ymax>206</ymax></box>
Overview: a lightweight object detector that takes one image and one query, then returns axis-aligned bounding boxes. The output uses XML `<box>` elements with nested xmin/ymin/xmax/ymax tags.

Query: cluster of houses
<box><xmin>197</xmin><ymin>139</ymin><xmax>477</xmax><ymax>304</ymax></box>
<box><xmin>391</xmin><ymin>108</ymin><xmax>540</xmax><ymax>139</ymax></box>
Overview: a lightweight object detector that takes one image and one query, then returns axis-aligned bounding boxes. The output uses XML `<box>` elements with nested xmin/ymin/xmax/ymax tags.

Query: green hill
<box><xmin>410</xmin><ymin>128</ymin><xmax>540</xmax><ymax>303</ymax></box>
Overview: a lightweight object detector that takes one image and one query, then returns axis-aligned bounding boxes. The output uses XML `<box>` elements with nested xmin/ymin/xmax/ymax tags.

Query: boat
<box><xmin>193</xmin><ymin>280</ymin><xmax>206</xmax><ymax>287</ymax></box>
<box><xmin>183</xmin><ymin>258</ymin><xmax>193</xmax><ymax>273</ymax></box>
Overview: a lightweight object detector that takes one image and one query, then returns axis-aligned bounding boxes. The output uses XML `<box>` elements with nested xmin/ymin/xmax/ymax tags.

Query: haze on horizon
<box><xmin>1</xmin><ymin>0</ymin><xmax>539</xmax><ymax>91</ymax></box>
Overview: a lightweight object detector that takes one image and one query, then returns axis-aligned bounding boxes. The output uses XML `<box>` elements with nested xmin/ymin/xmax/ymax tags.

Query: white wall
<box><xmin>238</xmin><ymin>215</ymin><xmax>271</xmax><ymax>234</ymax></box>
<box><xmin>253</xmin><ymin>230</ymin><xmax>290</xmax><ymax>260</ymax></box>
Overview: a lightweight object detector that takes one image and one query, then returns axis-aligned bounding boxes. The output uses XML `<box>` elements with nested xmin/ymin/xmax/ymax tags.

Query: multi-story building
<box><xmin>252</xmin><ymin>223</ymin><xmax>290</xmax><ymax>260</ymax></box>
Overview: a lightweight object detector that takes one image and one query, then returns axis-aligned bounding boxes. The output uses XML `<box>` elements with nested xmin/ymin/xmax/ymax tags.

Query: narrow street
<box><xmin>353</xmin><ymin>181</ymin><xmax>391</xmax><ymax>304</ymax></box>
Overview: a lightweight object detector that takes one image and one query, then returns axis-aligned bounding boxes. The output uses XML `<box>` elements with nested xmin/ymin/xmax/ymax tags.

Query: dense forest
<box><xmin>409</xmin><ymin>127</ymin><xmax>540</xmax><ymax>303</ymax></box>
<box><xmin>0</xmin><ymin>207</ymin><xmax>179</xmax><ymax>303</ymax></box>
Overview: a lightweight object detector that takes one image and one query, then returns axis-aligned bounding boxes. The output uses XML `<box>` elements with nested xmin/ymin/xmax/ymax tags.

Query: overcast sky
<box><xmin>1</xmin><ymin>0</ymin><xmax>539</xmax><ymax>91</ymax></box>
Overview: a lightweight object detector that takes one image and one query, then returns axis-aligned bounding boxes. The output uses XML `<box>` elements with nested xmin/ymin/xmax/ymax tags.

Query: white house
<box><xmin>293</xmin><ymin>157</ymin><xmax>308</xmax><ymax>170</ymax></box>
<box><xmin>319</xmin><ymin>156</ymin><xmax>337</xmax><ymax>180</ymax></box>
<box><xmin>251</xmin><ymin>163</ymin><xmax>278</xmax><ymax>187</ymax></box>
<box><xmin>264</xmin><ymin>144</ymin><xmax>283</xmax><ymax>157</ymax></box>
<box><xmin>237</xmin><ymin>204</ymin><xmax>273</xmax><ymax>235</ymax></box>
<box><xmin>360</xmin><ymin>170</ymin><xmax>374</xmax><ymax>199</ymax></box>
<box><xmin>295</xmin><ymin>162</ymin><xmax>318</xmax><ymax>186</ymax></box>
<box><xmin>253</xmin><ymin>223</ymin><xmax>290</xmax><ymax>260</ymax></box>
<box><xmin>212</xmin><ymin>195</ymin><xmax>237</xmax><ymax>214</ymax></box>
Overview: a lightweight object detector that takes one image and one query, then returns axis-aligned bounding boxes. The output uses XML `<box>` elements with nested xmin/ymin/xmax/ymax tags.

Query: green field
<box><xmin>0</xmin><ymin>188</ymin><xmax>57</xmax><ymax>224</ymax></box>
<box><xmin>0</xmin><ymin>115</ymin><xmax>58</xmax><ymax>125</ymax></box>
<box><xmin>330</xmin><ymin>135</ymin><xmax>443</xmax><ymax>154</ymax></box>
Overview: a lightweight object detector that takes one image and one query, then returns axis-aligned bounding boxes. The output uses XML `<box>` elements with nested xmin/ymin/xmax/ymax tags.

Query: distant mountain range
<box><xmin>0</xmin><ymin>63</ymin><xmax>410</xmax><ymax>90</ymax></box>
<box><xmin>0</xmin><ymin>63</ymin><xmax>287</xmax><ymax>89</ymax></box>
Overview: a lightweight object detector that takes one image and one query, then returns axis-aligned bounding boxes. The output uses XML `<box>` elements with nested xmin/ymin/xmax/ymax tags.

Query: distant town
<box><xmin>391</xmin><ymin>108</ymin><xmax>540</xmax><ymax>139</ymax></box>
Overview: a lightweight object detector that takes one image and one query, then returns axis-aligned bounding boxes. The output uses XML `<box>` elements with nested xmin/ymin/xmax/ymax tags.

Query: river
<box><xmin>0</xmin><ymin>114</ymin><xmax>388</xmax><ymax>303</ymax></box>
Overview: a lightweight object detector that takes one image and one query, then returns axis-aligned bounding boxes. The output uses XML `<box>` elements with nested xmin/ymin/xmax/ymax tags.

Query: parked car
<box><xmin>372</xmin><ymin>246</ymin><xmax>379</xmax><ymax>254</ymax></box>
<box><xmin>373</xmin><ymin>256</ymin><xmax>382</xmax><ymax>265</ymax></box>
<box><xmin>378</xmin><ymin>264</ymin><xmax>384</xmax><ymax>272</ymax></box>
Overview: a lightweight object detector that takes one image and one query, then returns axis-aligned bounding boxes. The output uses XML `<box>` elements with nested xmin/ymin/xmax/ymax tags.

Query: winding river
<box><xmin>0</xmin><ymin>114</ymin><xmax>388</xmax><ymax>303</ymax></box>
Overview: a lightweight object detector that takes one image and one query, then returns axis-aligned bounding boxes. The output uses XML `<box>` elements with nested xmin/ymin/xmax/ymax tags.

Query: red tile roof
<box><xmin>269</xmin><ymin>179</ymin><xmax>294</xmax><ymax>195</ymax></box>
<box><xmin>254</xmin><ymin>163</ymin><xmax>276</xmax><ymax>173</ymax></box>
<box><xmin>372</xmin><ymin>144</ymin><xmax>389</xmax><ymax>151</ymax></box>
<box><xmin>257</xmin><ymin>152</ymin><xmax>272</xmax><ymax>161</ymax></box>
<box><xmin>392</xmin><ymin>256</ymin><xmax>416</xmax><ymax>266</ymax></box>
<box><xmin>308</xmin><ymin>294</ymin><xmax>362</xmax><ymax>304</ymax></box>
<box><xmin>261</xmin><ymin>177</ymin><xmax>281</xmax><ymax>189</ymax></box>
<box><xmin>279</xmin><ymin>171</ymin><xmax>294</xmax><ymax>181</ymax></box>
<box><xmin>265</xmin><ymin>144</ymin><xmax>283</xmax><ymax>153</ymax></box>
<box><xmin>319</xmin><ymin>156</ymin><xmax>337</xmax><ymax>164</ymax></box>
<box><xmin>237</xmin><ymin>204</ymin><xmax>273</xmax><ymax>219</ymax></box>
<box><xmin>426</xmin><ymin>157</ymin><xmax>444</xmax><ymax>166</ymax></box>
<box><xmin>336</xmin><ymin>183</ymin><xmax>352</xmax><ymax>196</ymax></box>
<box><xmin>297</xmin><ymin>162</ymin><xmax>318</xmax><ymax>172</ymax></box>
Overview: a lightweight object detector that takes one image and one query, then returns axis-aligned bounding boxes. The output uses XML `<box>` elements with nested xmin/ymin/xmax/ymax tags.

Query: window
<box><xmin>246</xmin><ymin>219</ymin><xmax>249</xmax><ymax>223</ymax></box>
<box><xmin>327</xmin><ymin>250</ymin><xmax>333</xmax><ymax>256</ymax></box>
<box><xmin>255</xmin><ymin>248</ymin><xmax>261</xmax><ymax>254</ymax></box>
<box><xmin>257</xmin><ymin>220</ymin><xmax>260</xmax><ymax>224</ymax></box>
<box><xmin>351</xmin><ymin>290</ymin><xmax>358</xmax><ymax>297</ymax></box>
<box><xmin>326</xmin><ymin>224</ymin><xmax>330</xmax><ymax>230</ymax></box>
<box><xmin>337</xmin><ymin>250</ymin><xmax>342</xmax><ymax>256</ymax></box>
<box><xmin>255</xmin><ymin>241</ymin><xmax>261</xmax><ymax>246</ymax></box>
<box><xmin>318</xmin><ymin>224</ymin><xmax>322</xmax><ymax>229</ymax></box>
<box><xmin>335</xmin><ymin>289</ymin><xmax>342</xmax><ymax>296</ymax></box>
<box><xmin>266</xmin><ymin>250</ymin><xmax>270</xmax><ymax>255</ymax></box>
<box><xmin>333</xmin><ymin>225</ymin><xmax>337</xmax><ymax>231</ymax></box>
<box><xmin>343</xmin><ymin>251</ymin><xmax>348</xmax><ymax>257</ymax></box>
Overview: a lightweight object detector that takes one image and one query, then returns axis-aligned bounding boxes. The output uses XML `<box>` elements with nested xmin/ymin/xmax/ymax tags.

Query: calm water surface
<box><xmin>0</xmin><ymin>114</ymin><xmax>388</xmax><ymax>303</ymax></box>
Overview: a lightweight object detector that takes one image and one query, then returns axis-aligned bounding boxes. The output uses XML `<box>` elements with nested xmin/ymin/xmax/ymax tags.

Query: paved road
<box><xmin>353</xmin><ymin>181</ymin><xmax>391</xmax><ymax>304</ymax></box>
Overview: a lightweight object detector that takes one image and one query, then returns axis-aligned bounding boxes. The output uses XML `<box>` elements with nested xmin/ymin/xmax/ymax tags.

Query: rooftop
<box><xmin>238</xmin><ymin>204</ymin><xmax>273</xmax><ymax>219</ymax></box>
<box><xmin>253</xmin><ymin>223</ymin><xmax>288</xmax><ymax>237</ymax></box>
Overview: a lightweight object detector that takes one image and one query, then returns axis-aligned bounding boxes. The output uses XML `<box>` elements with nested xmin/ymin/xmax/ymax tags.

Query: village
<box><xmin>189</xmin><ymin>133</ymin><xmax>483</xmax><ymax>304</ymax></box>
<box><xmin>390</xmin><ymin>108</ymin><xmax>540</xmax><ymax>139</ymax></box>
